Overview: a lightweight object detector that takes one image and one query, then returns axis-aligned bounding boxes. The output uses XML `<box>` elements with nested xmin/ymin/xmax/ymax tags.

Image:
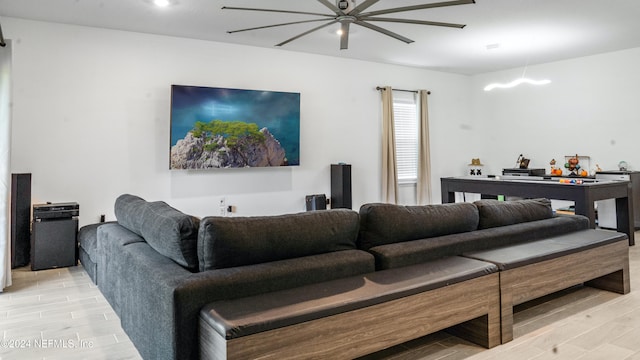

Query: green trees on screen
<box><xmin>192</xmin><ymin>120</ymin><xmax>266</xmax><ymax>152</ymax></box>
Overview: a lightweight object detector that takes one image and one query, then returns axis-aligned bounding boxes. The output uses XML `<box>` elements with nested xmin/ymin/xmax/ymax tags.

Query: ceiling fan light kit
<box><xmin>338</xmin><ymin>0</ymin><xmax>356</xmax><ymax>13</ymax></box>
<box><xmin>223</xmin><ymin>0</ymin><xmax>475</xmax><ymax>50</ymax></box>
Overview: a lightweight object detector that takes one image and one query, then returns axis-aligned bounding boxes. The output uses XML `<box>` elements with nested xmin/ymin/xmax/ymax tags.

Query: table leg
<box><xmin>441</xmin><ymin>189</ymin><xmax>456</xmax><ymax>204</ymax></box>
<box><xmin>616</xmin><ymin>196</ymin><xmax>635</xmax><ymax>246</ymax></box>
<box><xmin>574</xmin><ymin>199</ymin><xmax>597</xmax><ymax>230</ymax></box>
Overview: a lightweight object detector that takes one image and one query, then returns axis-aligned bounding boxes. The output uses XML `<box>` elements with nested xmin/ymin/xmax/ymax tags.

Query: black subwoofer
<box><xmin>305</xmin><ymin>194</ymin><xmax>327</xmax><ymax>211</ymax></box>
<box><xmin>31</xmin><ymin>218</ymin><xmax>78</xmax><ymax>271</ymax></box>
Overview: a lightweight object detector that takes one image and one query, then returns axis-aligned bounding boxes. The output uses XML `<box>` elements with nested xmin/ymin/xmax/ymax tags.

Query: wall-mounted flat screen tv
<box><xmin>170</xmin><ymin>85</ymin><xmax>300</xmax><ymax>169</ymax></box>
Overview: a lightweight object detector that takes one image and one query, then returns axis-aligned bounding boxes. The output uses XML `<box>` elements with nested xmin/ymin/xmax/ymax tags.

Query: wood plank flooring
<box><xmin>2</xmin><ymin>238</ymin><xmax>640</xmax><ymax>360</ymax></box>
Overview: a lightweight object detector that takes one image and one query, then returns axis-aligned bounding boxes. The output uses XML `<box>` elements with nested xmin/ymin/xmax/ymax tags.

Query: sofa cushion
<box><xmin>197</xmin><ymin>209</ymin><xmax>359</xmax><ymax>271</ymax></box>
<box><xmin>474</xmin><ymin>198</ymin><xmax>553</xmax><ymax>229</ymax></box>
<box><xmin>114</xmin><ymin>194</ymin><xmax>200</xmax><ymax>271</ymax></box>
<box><xmin>357</xmin><ymin>202</ymin><xmax>479</xmax><ymax>250</ymax></box>
<box><xmin>368</xmin><ymin>214</ymin><xmax>590</xmax><ymax>270</ymax></box>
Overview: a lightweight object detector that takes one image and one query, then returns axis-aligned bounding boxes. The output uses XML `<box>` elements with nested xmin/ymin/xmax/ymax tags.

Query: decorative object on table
<box><xmin>516</xmin><ymin>154</ymin><xmax>530</xmax><ymax>169</ymax></box>
<box><xmin>592</xmin><ymin>164</ymin><xmax>603</xmax><ymax>176</ymax></box>
<box><xmin>564</xmin><ymin>154</ymin><xmax>590</xmax><ymax>177</ymax></box>
<box><xmin>550</xmin><ymin>159</ymin><xmax>563</xmax><ymax>176</ymax></box>
<box><xmin>564</xmin><ymin>154</ymin><xmax>581</xmax><ymax>175</ymax></box>
<box><xmin>468</xmin><ymin>158</ymin><xmax>484</xmax><ymax>176</ymax></box>
<box><xmin>619</xmin><ymin>161</ymin><xmax>629</xmax><ymax>171</ymax></box>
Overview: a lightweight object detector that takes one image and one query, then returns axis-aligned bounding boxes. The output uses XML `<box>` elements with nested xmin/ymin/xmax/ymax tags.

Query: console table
<box><xmin>441</xmin><ymin>176</ymin><xmax>635</xmax><ymax>246</ymax></box>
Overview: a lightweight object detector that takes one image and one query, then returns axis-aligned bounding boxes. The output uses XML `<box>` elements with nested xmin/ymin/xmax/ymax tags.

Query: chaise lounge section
<box><xmin>464</xmin><ymin>229</ymin><xmax>629</xmax><ymax>342</ymax></box>
<box><xmin>358</xmin><ymin>198</ymin><xmax>630</xmax><ymax>343</ymax></box>
<box><xmin>200</xmin><ymin>257</ymin><xmax>501</xmax><ymax>359</ymax></box>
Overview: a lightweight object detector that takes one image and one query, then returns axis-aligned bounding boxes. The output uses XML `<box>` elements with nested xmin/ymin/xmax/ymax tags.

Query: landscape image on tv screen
<box><xmin>170</xmin><ymin>85</ymin><xmax>300</xmax><ymax>169</ymax></box>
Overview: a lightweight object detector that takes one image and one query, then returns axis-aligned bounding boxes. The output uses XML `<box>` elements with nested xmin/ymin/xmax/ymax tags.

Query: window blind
<box><xmin>393</xmin><ymin>93</ymin><xmax>418</xmax><ymax>183</ymax></box>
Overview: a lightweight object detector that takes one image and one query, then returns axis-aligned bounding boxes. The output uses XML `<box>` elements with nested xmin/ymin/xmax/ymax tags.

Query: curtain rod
<box><xmin>376</xmin><ymin>86</ymin><xmax>431</xmax><ymax>95</ymax></box>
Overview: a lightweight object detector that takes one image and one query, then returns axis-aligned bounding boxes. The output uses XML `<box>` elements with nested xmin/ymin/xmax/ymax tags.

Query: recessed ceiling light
<box><xmin>154</xmin><ymin>0</ymin><xmax>170</xmax><ymax>7</ymax></box>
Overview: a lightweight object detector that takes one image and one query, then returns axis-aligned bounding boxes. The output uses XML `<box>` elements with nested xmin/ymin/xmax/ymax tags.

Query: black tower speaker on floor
<box><xmin>11</xmin><ymin>173</ymin><xmax>31</xmax><ymax>268</ymax></box>
<box><xmin>331</xmin><ymin>164</ymin><xmax>352</xmax><ymax>209</ymax></box>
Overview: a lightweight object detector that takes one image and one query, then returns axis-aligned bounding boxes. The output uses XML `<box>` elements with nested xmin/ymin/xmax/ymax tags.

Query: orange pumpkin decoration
<box><xmin>580</xmin><ymin>170</ymin><xmax>588</xmax><ymax>177</ymax></box>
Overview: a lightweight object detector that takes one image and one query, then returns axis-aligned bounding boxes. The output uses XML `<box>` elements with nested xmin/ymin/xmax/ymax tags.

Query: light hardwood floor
<box><xmin>2</xmin><ymin>238</ymin><xmax>640</xmax><ymax>360</ymax></box>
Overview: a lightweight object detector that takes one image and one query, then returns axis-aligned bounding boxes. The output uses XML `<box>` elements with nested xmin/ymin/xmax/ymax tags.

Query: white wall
<box><xmin>5</xmin><ymin>18</ymin><xmax>473</xmax><ymax>226</ymax></box>
<box><xmin>470</xmin><ymin>47</ymin><xmax>640</xmax><ymax>176</ymax></box>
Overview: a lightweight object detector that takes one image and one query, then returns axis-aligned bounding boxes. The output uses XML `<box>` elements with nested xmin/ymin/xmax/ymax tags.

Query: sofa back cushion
<box><xmin>114</xmin><ymin>194</ymin><xmax>200</xmax><ymax>271</ymax></box>
<box><xmin>474</xmin><ymin>198</ymin><xmax>553</xmax><ymax>229</ymax></box>
<box><xmin>357</xmin><ymin>202</ymin><xmax>479</xmax><ymax>250</ymax></box>
<box><xmin>197</xmin><ymin>209</ymin><xmax>359</xmax><ymax>271</ymax></box>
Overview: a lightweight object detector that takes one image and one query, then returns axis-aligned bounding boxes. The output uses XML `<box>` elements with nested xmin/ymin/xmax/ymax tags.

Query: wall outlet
<box><xmin>219</xmin><ymin>197</ymin><xmax>227</xmax><ymax>216</ymax></box>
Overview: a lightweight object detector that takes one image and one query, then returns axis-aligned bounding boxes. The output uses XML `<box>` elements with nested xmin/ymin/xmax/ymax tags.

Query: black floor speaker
<box><xmin>11</xmin><ymin>173</ymin><xmax>31</xmax><ymax>268</ymax></box>
<box><xmin>331</xmin><ymin>164</ymin><xmax>352</xmax><ymax>209</ymax></box>
<box><xmin>31</xmin><ymin>218</ymin><xmax>78</xmax><ymax>271</ymax></box>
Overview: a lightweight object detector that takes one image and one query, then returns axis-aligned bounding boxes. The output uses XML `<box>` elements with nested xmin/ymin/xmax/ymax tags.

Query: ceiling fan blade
<box><xmin>228</xmin><ymin>19</ymin><xmax>331</xmax><ymax>34</ymax></box>
<box><xmin>350</xmin><ymin>0</ymin><xmax>380</xmax><ymax>16</ymax></box>
<box><xmin>354</xmin><ymin>20</ymin><xmax>414</xmax><ymax>44</ymax></box>
<box><xmin>363</xmin><ymin>17</ymin><xmax>466</xmax><ymax>29</ymax></box>
<box><xmin>316</xmin><ymin>0</ymin><xmax>343</xmax><ymax>15</ymax></box>
<box><xmin>340</xmin><ymin>22</ymin><xmax>350</xmax><ymax>50</ymax></box>
<box><xmin>361</xmin><ymin>0</ymin><xmax>475</xmax><ymax>17</ymax></box>
<box><xmin>276</xmin><ymin>20</ymin><xmax>339</xmax><ymax>47</ymax></box>
<box><xmin>222</xmin><ymin>6</ymin><xmax>334</xmax><ymax>18</ymax></box>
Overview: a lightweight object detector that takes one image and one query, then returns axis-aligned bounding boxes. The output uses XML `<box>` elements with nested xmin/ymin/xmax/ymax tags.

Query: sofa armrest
<box><xmin>97</xmin><ymin>223</ymin><xmax>147</xmax><ymax>310</ymax></box>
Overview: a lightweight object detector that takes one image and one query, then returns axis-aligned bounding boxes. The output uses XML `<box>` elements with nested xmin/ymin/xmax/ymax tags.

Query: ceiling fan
<box><xmin>222</xmin><ymin>0</ymin><xmax>475</xmax><ymax>50</ymax></box>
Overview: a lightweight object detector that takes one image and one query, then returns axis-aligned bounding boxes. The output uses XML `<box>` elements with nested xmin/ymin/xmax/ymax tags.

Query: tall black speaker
<box><xmin>331</xmin><ymin>164</ymin><xmax>352</xmax><ymax>209</ymax></box>
<box><xmin>11</xmin><ymin>173</ymin><xmax>31</xmax><ymax>268</ymax></box>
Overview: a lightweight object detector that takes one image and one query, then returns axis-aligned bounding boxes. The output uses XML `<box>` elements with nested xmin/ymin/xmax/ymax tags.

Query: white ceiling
<box><xmin>1</xmin><ymin>0</ymin><xmax>640</xmax><ymax>75</ymax></box>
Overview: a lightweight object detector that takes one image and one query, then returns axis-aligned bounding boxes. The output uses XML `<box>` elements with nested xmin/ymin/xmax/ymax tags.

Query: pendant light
<box><xmin>484</xmin><ymin>52</ymin><xmax>551</xmax><ymax>91</ymax></box>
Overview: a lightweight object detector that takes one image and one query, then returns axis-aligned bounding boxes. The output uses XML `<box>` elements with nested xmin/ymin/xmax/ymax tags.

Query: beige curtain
<box><xmin>381</xmin><ymin>86</ymin><xmax>398</xmax><ymax>204</ymax></box>
<box><xmin>416</xmin><ymin>90</ymin><xmax>432</xmax><ymax>205</ymax></box>
<box><xmin>0</xmin><ymin>41</ymin><xmax>12</xmax><ymax>291</ymax></box>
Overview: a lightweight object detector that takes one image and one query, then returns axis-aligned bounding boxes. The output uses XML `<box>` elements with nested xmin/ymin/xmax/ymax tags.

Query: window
<box><xmin>393</xmin><ymin>92</ymin><xmax>418</xmax><ymax>183</ymax></box>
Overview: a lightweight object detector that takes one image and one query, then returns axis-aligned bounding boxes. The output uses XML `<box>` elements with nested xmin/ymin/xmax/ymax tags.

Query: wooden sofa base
<box><xmin>499</xmin><ymin>240</ymin><xmax>630</xmax><ymax>343</ymax></box>
<box><xmin>200</xmin><ymin>273</ymin><xmax>501</xmax><ymax>360</ymax></box>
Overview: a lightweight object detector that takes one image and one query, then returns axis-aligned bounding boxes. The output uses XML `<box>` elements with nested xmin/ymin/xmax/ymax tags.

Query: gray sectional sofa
<box><xmin>79</xmin><ymin>194</ymin><xmax>630</xmax><ymax>359</ymax></box>
<box><xmin>95</xmin><ymin>194</ymin><xmax>374</xmax><ymax>360</ymax></box>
